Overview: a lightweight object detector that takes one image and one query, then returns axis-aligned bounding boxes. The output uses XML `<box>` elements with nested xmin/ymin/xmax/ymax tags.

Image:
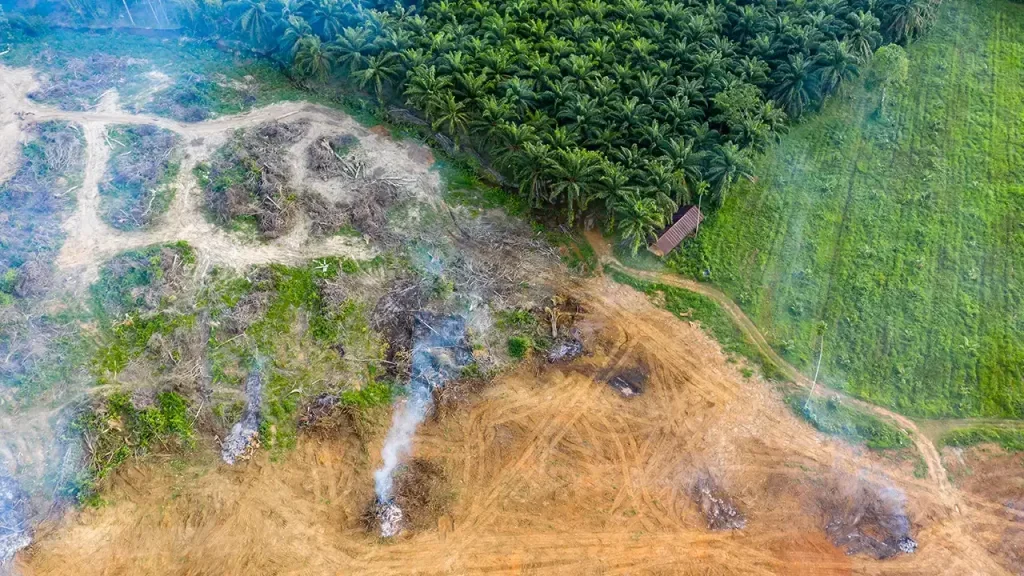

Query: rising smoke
<box><xmin>373</xmin><ymin>313</ymin><xmax>471</xmax><ymax>503</ymax></box>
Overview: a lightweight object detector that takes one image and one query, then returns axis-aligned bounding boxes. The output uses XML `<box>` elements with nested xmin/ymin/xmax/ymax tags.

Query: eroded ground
<box><xmin>11</xmin><ymin>280</ymin><xmax>1021</xmax><ymax>576</ymax></box>
<box><xmin>1</xmin><ymin>62</ymin><xmax>1022</xmax><ymax>576</ymax></box>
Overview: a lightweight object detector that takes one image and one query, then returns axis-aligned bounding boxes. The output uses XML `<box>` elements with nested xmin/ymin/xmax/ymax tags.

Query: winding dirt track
<box><xmin>584</xmin><ymin>232</ymin><xmax>964</xmax><ymax>496</ymax></box>
<box><xmin>0</xmin><ymin>65</ymin><xmax>452</xmax><ymax>282</ymax></box>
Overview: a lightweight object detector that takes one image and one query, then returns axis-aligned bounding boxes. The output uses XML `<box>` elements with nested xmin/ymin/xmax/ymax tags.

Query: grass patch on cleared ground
<box><xmin>606</xmin><ymin>266</ymin><xmax>782</xmax><ymax>380</ymax></box>
<box><xmin>786</xmin><ymin>395</ymin><xmax>911</xmax><ymax>450</ymax></box>
<box><xmin>672</xmin><ymin>0</ymin><xmax>1024</xmax><ymax>419</ymax></box>
<box><xmin>939</xmin><ymin>426</ymin><xmax>1024</xmax><ymax>451</ymax></box>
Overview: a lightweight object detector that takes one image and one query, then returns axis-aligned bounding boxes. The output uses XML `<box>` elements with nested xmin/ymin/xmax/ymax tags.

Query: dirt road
<box><xmin>0</xmin><ymin>64</ymin><xmax>447</xmax><ymax>283</ymax></box>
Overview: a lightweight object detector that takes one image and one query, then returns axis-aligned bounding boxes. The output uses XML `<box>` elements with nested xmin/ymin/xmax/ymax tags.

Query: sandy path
<box><xmin>0</xmin><ymin>65</ymin><xmax>388</xmax><ymax>281</ymax></box>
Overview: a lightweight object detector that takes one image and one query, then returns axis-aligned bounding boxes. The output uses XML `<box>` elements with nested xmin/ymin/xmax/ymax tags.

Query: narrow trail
<box><xmin>0</xmin><ymin>65</ymin><xmax>388</xmax><ymax>281</ymax></box>
<box><xmin>583</xmin><ymin>231</ymin><xmax>957</xmax><ymax>501</ymax></box>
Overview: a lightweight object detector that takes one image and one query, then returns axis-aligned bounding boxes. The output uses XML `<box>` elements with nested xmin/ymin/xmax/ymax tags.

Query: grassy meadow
<box><xmin>673</xmin><ymin>0</ymin><xmax>1024</xmax><ymax>419</ymax></box>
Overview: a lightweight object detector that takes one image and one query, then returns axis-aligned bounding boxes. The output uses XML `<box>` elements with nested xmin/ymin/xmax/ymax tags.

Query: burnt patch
<box><xmin>607</xmin><ymin>366</ymin><xmax>647</xmax><ymax>398</ymax></box>
<box><xmin>818</xmin><ymin>478</ymin><xmax>917</xmax><ymax>559</ymax></box>
<box><xmin>691</xmin><ymin>472</ymin><xmax>746</xmax><ymax>531</ymax></box>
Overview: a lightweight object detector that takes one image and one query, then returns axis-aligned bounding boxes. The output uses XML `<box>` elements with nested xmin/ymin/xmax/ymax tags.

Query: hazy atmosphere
<box><xmin>0</xmin><ymin>0</ymin><xmax>1021</xmax><ymax>573</ymax></box>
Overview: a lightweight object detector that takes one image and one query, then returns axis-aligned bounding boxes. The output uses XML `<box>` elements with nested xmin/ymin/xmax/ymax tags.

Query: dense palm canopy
<box><xmin>22</xmin><ymin>0</ymin><xmax>942</xmax><ymax>236</ymax></box>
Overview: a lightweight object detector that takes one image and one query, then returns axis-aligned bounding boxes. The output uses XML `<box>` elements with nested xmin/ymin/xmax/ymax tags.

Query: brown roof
<box><xmin>650</xmin><ymin>205</ymin><xmax>703</xmax><ymax>256</ymax></box>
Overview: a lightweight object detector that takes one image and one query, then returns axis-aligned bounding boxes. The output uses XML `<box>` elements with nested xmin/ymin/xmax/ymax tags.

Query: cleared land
<box><xmin>17</xmin><ymin>278</ymin><xmax>1022</xmax><ymax>575</ymax></box>
<box><xmin>675</xmin><ymin>0</ymin><xmax>1024</xmax><ymax>419</ymax></box>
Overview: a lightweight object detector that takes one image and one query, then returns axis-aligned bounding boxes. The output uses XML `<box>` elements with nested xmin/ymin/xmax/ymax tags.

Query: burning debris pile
<box><xmin>0</xmin><ymin>476</ymin><xmax>31</xmax><ymax>569</ymax></box>
<box><xmin>221</xmin><ymin>362</ymin><xmax>264</xmax><ymax>465</ymax></box>
<box><xmin>819</xmin><ymin>478</ymin><xmax>917</xmax><ymax>559</ymax></box>
<box><xmin>691</xmin><ymin>473</ymin><xmax>746</xmax><ymax>531</ymax></box>
<box><xmin>607</xmin><ymin>366</ymin><xmax>647</xmax><ymax>398</ymax></box>
<box><xmin>547</xmin><ymin>329</ymin><xmax>584</xmax><ymax>363</ymax></box>
<box><xmin>371</xmin><ymin>313</ymin><xmax>470</xmax><ymax>538</ymax></box>
<box><xmin>366</xmin><ymin>458</ymin><xmax>451</xmax><ymax>539</ymax></box>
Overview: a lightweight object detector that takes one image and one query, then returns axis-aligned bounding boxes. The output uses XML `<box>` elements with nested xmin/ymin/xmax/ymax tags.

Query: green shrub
<box><xmin>787</xmin><ymin>395</ymin><xmax>911</xmax><ymax>450</ymax></box>
<box><xmin>507</xmin><ymin>335</ymin><xmax>534</xmax><ymax>359</ymax></box>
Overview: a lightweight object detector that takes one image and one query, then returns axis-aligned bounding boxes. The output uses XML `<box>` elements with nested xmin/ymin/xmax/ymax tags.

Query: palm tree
<box><xmin>229</xmin><ymin>0</ymin><xmax>274</xmax><ymax>47</ymax></box>
<box><xmin>403</xmin><ymin>65</ymin><xmax>452</xmax><ymax>118</ymax></box>
<box><xmin>660</xmin><ymin>138</ymin><xmax>704</xmax><ymax>201</ymax></box>
<box><xmin>844</xmin><ymin>11</ymin><xmax>882</xmax><ymax>61</ymax></box>
<box><xmin>611</xmin><ymin>187</ymin><xmax>667</xmax><ymax>256</ymax></box>
<box><xmin>813</xmin><ymin>40</ymin><xmax>860</xmax><ymax>95</ymax></box>
<box><xmin>546</xmin><ymin>147</ymin><xmax>606</xmax><ymax>224</ymax></box>
<box><xmin>331</xmin><ymin>26</ymin><xmax>376</xmax><ymax>75</ymax></box>
<box><xmin>515</xmin><ymin>141</ymin><xmax>553</xmax><ymax>207</ymax></box>
<box><xmin>355</xmin><ymin>52</ymin><xmax>401</xmax><ymax>104</ymax></box>
<box><xmin>277</xmin><ymin>15</ymin><xmax>312</xmax><ymax>61</ymax></box>
<box><xmin>704</xmin><ymin>142</ymin><xmax>754</xmax><ymax>206</ymax></box>
<box><xmin>303</xmin><ymin>0</ymin><xmax>346</xmax><ymax>39</ymax></box>
<box><xmin>431</xmin><ymin>91</ymin><xmax>469</xmax><ymax>145</ymax></box>
<box><xmin>883</xmin><ymin>0</ymin><xmax>936</xmax><ymax>44</ymax></box>
<box><xmin>770</xmin><ymin>53</ymin><xmax>817</xmax><ymax>118</ymax></box>
<box><xmin>494</xmin><ymin>121</ymin><xmax>540</xmax><ymax>171</ymax></box>
<box><xmin>294</xmin><ymin>34</ymin><xmax>332</xmax><ymax>81</ymax></box>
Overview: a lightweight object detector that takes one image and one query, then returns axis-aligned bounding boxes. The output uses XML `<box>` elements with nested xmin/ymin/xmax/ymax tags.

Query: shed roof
<box><xmin>650</xmin><ymin>205</ymin><xmax>703</xmax><ymax>256</ymax></box>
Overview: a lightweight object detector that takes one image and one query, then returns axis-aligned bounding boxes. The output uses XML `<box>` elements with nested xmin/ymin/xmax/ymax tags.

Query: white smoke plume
<box><xmin>373</xmin><ymin>383</ymin><xmax>433</xmax><ymax>500</ymax></box>
<box><xmin>373</xmin><ymin>313</ymin><xmax>470</xmax><ymax>502</ymax></box>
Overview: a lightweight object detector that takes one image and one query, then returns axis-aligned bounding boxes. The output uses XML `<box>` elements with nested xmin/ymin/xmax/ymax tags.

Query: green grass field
<box><xmin>672</xmin><ymin>0</ymin><xmax>1024</xmax><ymax>419</ymax></box>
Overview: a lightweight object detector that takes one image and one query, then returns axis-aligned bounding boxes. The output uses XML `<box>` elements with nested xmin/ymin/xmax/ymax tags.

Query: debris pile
<box><xmin>0</xmin><ymin>476</ymin><xmax>31</xmax><ymax>569</ymax></box>
<box><xmin>819</xmin><ymin>478</ymin><xmax>917</xmax><ymax>559</ymax></box>
<box><xmin>367</xmin><ymin>498</ymin><xmax>405</xmax><ymax>539</ymax></box>
<box><xmin>221</xmin><ymin>364</ymin><xmax>264</xmax><ymax>465</ymax></box>
<box><xmin>28</xmin><ymin>53</ymin><xmax>138</xmax><ymax>110</ymax></box>
<box><xmin>691</xmin><ymin>473</ymin><xmax>746</xmax><ymax>531</ymax></box>
<box><xmin>99</xmin><ymin>124</ymin><xmax>180</xmax><ymax>230</ymax></box>
<box><xmin>370</xmin><ymin>278</ymin><xmax>426</xmax><ymax>377</ymax></box>
<box><xmin>306</xmin><ymin>134</ymin><xmax>359</xmax><ymax>180</ymax></box>
<box><xmin>203</xmin><ymin>120</ymin><xmax>310</xmax><ymax>239</ymax></box>
<box><xmin>607</xmin><ymin>366</ymin><xmax>647</xmax><ymax>397</ymax></box>
<box><xmin>547</xmin><ymin>329</ymin><xmax>584</xmax><ymax>363</ymax></box>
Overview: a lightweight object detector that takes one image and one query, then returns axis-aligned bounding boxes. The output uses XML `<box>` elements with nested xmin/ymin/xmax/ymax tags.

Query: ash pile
<box><xmin>547</xmin><ymin>329</ymin><xmax>584</xmax><ymax>363</ymax></box>
<box><xmin>369</xmin><ymin>498</ymin><xmax>405</xmax><ymax>539</ymax></box>
<box><xmin>691</xmin><ymin>473</ymin><xmax>746</xmax><ymax>531</ymax></box>
<box><xmin>221</xmin><ymin>362</ymin><xmax>264</xmax><ymax>465</ymax></box>
<box><xmin>820</xmin><ymin>479</ymin><xmax>917</xmax><ymax>559</ymax></box>
<box><xmin>0</xmin><ymin>476</ymin><xmax>31</xmax><ymax>570</ymax></box>
<box><xmin>607</xmin><ymin>366</ymin><xmax>647</xmax><ymax>398</ymax></box>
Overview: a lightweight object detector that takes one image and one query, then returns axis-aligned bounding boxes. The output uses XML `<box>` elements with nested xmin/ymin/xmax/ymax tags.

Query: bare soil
<box><xmin>2</xmin><ymin>63</ymin><xmax>1020</xmax><ymax>575</ymax></box>
<box><xmin>14</xmin><ymin>278</ymin><xmax>1021</xmax><ymax>575</ymax></box>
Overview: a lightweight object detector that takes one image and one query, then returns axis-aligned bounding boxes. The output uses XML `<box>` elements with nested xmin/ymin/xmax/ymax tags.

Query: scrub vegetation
<box><xmin>786</xmin><ymin>394</ymin><xmax>911</xmax><ymax>450</ymax></box>
<box><xmin>674</xmin><ymin>0</ymin><xmax>1024</xmax><ymax>419</ymax></box>
<box><xmin>99</xmin><ymin>124</ymin><xmax>181</xmax><ymax>230</ymax></box>
<box><xmin>939</xmin><ymin>426</ymin><xmax>1024</xmax><ymax>452</ymax></box>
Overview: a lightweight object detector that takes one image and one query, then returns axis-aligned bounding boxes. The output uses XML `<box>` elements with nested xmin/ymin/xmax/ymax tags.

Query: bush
<box><xmin>787</xmin><ymin>395</ymin><xmax>911</xmax><ymax>450</ymax></box>
<box><xmin>507</xmin><ymin>335</ymin><xmax>534</xmax><ymax>359</ymax></box>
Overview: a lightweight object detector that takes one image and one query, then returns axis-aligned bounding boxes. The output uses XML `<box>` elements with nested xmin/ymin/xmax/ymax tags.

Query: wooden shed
<box><xmin>649</xmin><ymin>205</ymin><xmax>704</xmax><ymax>256</ymax></box>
